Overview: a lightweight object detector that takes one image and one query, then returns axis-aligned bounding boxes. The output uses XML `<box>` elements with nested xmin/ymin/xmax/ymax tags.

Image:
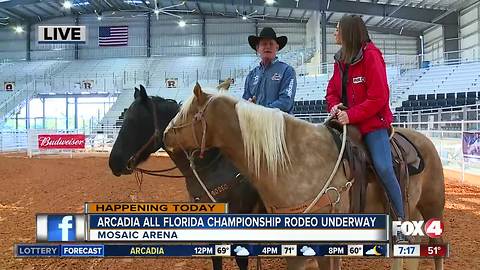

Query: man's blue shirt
<box><xmin>243</xmin><ymin>58</ymin><xmax>297</xmax><ymax>113</ymax></box>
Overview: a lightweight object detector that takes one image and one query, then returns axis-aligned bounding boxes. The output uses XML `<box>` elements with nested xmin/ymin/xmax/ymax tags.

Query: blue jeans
<box><xmin>364</xmin><ymin>128</ymin><xmax>405</xmax><ymax>219</ymax></box>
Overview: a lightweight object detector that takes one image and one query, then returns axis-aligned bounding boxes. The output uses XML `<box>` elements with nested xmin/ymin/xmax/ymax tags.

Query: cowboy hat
<box><xmin>248</xmin><ymin>27</ymin><xmax>287</xmax><ymax>51</ymax></box>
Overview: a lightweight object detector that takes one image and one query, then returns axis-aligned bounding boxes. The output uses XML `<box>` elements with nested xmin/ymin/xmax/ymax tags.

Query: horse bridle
<box><xmin>168</xmin><ymin>96</ymin><xmax>218</xmax><ymax>202</ymax></box>
<box><xmin>126</xmin><ymin>96</ymin><xmax>218</xmax><ymax>203</ymax></box>
<box><xmin>126</xmin><ymin>98</ymin><xmax>164</xmax><ymax>172</ymax></box>
<box><xmin>170</xmin><ymin>96</ymin><xmax>216</xmax><ymax>159</ymax></box>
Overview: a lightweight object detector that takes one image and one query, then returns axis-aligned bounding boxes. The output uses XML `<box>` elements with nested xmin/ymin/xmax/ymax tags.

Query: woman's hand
<box><xmin>330</xmin><ymin>103</ymin><xmax>343</xmax><ymax>115</ymax></box>
<box><xmin>337</xmin><ymin>111</ymin><xmax>350</xmax><ymax>125</ymax></box>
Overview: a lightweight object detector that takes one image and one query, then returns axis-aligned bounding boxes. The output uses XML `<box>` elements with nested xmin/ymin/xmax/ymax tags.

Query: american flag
<box><xmin>98</xmin><ymin>26</ymin><xmax>128</xmax><ymax>47</ymax></box>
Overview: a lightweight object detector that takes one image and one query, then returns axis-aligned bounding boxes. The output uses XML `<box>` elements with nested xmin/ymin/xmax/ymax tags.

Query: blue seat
<box><xmin>456</xmin><ymin>98</ymin><xmax>466</xmax><ymax>106</ymax></box>
<box><xmin>437</xmin><ymin>100</ymin><xmax>447</xmax><ymax>107</ymax></box>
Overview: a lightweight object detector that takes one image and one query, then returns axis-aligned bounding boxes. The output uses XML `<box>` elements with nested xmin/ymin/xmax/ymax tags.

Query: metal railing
<box><xmin>1</xmin><ymin>116</ymin><xmax>479</xmax><ymax>182</ymax></box>
<box><xmin>393</xmin><ymin>120</ymin><xmax>480</xmax><ymax>181</ymax></box>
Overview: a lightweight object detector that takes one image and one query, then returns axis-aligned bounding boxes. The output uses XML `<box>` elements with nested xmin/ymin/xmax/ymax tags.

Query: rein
<box><xmin>133</xmin><ymin>166</ymin><xmax>184</xmax><ymax>192</ymax></box>
<box><xmin>303</xmin><ymin>122</ymin><xmax>348</xmax><ymax>213</ymax></box>
<box><xmin>169</xmin><ymin>96</ymin><xmax>217</xmax><ymax>202</ymax></box>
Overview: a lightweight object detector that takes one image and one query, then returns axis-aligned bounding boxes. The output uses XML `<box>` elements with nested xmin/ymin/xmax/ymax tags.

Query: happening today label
<box><xmin>85</xmin><ymin>203</ymin><xmax>228</xmax><ymax>214</ymax></box>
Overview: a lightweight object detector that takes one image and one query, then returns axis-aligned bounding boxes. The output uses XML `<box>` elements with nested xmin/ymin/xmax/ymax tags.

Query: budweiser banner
<box><xmin>38</xmin><ymin>134</ymin><xmax>86</xmax><ymax>149</ymax></box>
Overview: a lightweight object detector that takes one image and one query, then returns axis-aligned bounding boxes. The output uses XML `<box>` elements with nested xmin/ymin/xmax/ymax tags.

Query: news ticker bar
<box><xmin>15</xmin><ymin>244</ymin><xmax>389</xmax><ymax>257</ymax></box>
<box><xmin>36</xmin><ymin>214</ymin><xmax>388</xmax><ymax>242</ymax></box>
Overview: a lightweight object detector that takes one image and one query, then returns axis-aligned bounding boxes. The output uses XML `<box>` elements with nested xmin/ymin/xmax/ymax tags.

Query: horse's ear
<box><xmin>139</xmin><ymin>85</ymin><xmax>148</xmax><ymax>100</ymax></box>
<box><xmin>193</xmin><ymin>82</ymin><xmax>206</xmax><ymax>104</ymax></box>
<box><xmin>134</xmin><ymin>87</ymin><xmax>140</xmax><ymax>99</ymax></box>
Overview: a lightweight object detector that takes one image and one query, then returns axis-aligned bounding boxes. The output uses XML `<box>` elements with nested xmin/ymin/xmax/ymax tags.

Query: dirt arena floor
<box><xmin>0</xmin><ymin>153</ymin><xmax>479</xmax><ymax>270</ymax></box>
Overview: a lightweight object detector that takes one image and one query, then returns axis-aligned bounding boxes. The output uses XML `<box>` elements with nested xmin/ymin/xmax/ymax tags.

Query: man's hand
<box><xmin>248</xmin><ymin>96</ymin><xmax>257</xmax><ymax>104</ymax></box>
<box><xmin>330</xmin><ymin>103</ymin><xmax>343</xmax><ymax>115</ymax></box>
<box><xmin>337</xmin><ymin>111</ymin><xmax>350</xmax><ymax>125</ymax></box>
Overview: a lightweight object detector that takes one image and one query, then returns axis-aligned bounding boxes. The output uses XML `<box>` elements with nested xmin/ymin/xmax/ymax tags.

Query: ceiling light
<box><xmin>63</xmin><ymin>1</ymin><xmax>72</xmax><ymax>9</ymax></box>
<box><xmin>14</xmin><ymin>26</ymin><xmax>23</xmax><ymax>33</ymax></box>
<box><xmin>97</xmin><ymin>16</ymin><xmax>102</xmax><ymax>21</ymax></box>
<box><xmin>265</xmin><ymin>0</ymin><xmax>275</xmax><ymax>4</ymax></box>
<box><xmin>178</xmin><ymin>20</ymin><xmax>186</xmax><ymax>27</ymax></box>
<box><xmin>154</xmin><ymin>9</ymin><xmax>160</xmax><ymax>15</ymax></box>
<box><xmin>242</xmin><ymin>15</ymin><xmax>247</xmax><ymax>20</ymax></box>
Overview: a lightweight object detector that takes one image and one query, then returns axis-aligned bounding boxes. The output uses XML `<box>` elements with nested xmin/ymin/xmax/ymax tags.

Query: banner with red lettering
<box><xmin>38</xmin><ymin>134</ymin><xmax>86</xmax><ymax>149</ymax></box>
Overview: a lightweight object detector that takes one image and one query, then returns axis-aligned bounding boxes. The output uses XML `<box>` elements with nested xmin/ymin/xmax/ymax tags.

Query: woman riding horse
<box><xmin>326</xmin><ymin>15</ymin><xmax>406</xmax><ymax>241</ymax></box>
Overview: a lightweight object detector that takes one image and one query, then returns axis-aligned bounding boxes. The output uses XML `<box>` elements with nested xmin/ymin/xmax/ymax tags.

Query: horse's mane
<box><xmin>176</xmin><ymin>91</ymin><xmax>291</xmax><ymax>180</ymax></box>
<box><xmin>235</xmin><ymin>101</ymin><xmax>291</xmax><ymax>181</ymax></box>
<box><xmin>151</xmin><ymin>96</ymin><xmax>178</xmax><ymax>104</ymax></box>
<box><xmin>177</xmin><ymin>95</ymin><xmax>195</xmax><ymax>122</ymax></box>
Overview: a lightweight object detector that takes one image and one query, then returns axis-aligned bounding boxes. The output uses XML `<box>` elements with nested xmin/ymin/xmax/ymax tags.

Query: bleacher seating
<box><xmin>2</xmin><ymin>52</ymin><xmax>480</xmax><ymax>129</ymax></box>
<box><xmin>395</xmin><ymin>91</ymin><xmax>479</xmax><ymax>112</ymax></box>
<box><xmin>292</xmin><ymin>99</ymin><xmax>327</xmax><ymax>114</ymax></box>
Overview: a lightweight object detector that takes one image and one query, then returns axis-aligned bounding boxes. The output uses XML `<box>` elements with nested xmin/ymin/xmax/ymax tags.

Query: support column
<box><xmin>74</xmin><ymin>97</ymin><xmax>78</xmax><ymax>129</ymax></box>
<box><xmin>321</xmin><ymin>11</ymin><xmax>327</xmax><ymax>73</ymax></box>
<box><xmin>440</xmin><ymin>12</ymin><xmax>460</xmax><ymax>63</ymax></box>
<box><xmin>26</xmin><ymin>23</ymin><xmax>31</xmax><ymax>61</ymax></box>
<box><xmin>417</xmin><ymin>36</ymin><xmax>424</xmax><ymax>68</ymax></box>
<box><xmin>25</xmin><ymin>82</ymin><xmax>30</xmax><ymax>129</ymax></box>
<box><xmin>65</xmin><ymin>94</ymin><xmax>69</xmax><ymax>130</ymax></box>
<box><xmin>201</xmin><ymin>17</ymin><xmax>206</xmax><ymax>56</ymax></box>
<box><xmin>147</xmin><ymin>12</ymin><xmax>151</xmax><ymax>57</ymax></box>
<box><xmin>42</xmin><ymin>97</ymin><xmax>45</xmax><ymax>129</ymax></box>
<box><xmin>75</xmin><ymin>16</ymin><xmax>79</xmax><ymax>60</ymax></box>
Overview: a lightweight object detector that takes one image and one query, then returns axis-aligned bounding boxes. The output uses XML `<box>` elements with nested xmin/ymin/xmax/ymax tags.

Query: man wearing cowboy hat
<box><xmin>243</xmin><ymin>27</ymin><xmax>297</xmax><ymax>113</ymax></box>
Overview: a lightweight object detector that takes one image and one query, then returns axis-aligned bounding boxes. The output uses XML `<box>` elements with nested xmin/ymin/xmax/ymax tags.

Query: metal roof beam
<box><xmin>0</xmin><ymin>8</ymin><xmax>27</xmax><ymax>21</ymax></box>
<box><xmin>186</xmin><ymin>0</ymin><xmax>444</xmax><ymax>24</ymax></box>
<box><xmin>195</xmin><ymin>1</ymin><xmax>204</xmax><ymax>16</ymax></box>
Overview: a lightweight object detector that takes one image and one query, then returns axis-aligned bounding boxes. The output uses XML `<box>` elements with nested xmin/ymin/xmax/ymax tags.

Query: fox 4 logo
<box><xmin>392</xmin><ymin>218</ymin><xmax>444</xmax><ymax>238</ymax></box>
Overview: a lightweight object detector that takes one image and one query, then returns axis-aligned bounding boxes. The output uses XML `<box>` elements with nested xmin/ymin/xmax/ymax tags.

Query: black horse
<box><xmin>109</xmin><ymin>85</ymin><xmax>264</xmax><ymax>270</ymax></box>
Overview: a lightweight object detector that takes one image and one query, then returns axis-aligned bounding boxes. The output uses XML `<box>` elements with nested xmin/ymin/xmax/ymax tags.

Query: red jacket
<box><xmin>326</xmin><ymin>42</ymin><xmax>393</xmax><ymax>136</ymax></box>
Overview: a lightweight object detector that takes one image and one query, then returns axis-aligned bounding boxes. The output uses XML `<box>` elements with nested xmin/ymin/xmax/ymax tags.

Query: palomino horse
<box><xmin>163</xmin><ymin>83</ymin><xmax>445</xmax><ymax>270</ymax></box>
<box><xmin>108</xmin><ymin>85</ymin><xmax>264</xmax><ymax>270</ymax></box>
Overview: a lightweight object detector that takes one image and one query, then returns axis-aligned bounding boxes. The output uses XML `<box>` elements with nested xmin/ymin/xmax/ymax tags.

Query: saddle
<box><xmin>326</xmin><ymin>121</ymin><xmax>425</xmax><ymax>218</ymax></box>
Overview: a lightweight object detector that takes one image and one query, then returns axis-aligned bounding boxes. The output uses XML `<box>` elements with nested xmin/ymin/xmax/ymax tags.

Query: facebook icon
<box><xmin>36</xmin><ymin>214</ymin><xmax>85</xmax><ymax>242</ymax></box>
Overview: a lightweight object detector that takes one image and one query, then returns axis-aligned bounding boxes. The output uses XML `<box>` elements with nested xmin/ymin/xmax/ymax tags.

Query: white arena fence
<box><xmin>0</xmin><ymin>121</ymin><xmax>479</xmax><ymax>180</ymax></box>
<box><xmin>0</xmin><ymin>125</ymin><xmax>121</xmax><ymax>157</ymax></box>
<box><xmin>394</xmin><ymin>120</ymin><xmax>480</xmax><ymax>181</ymax></box>
<box><xmin>25</xmin><ymin>127</ymin><xmax>121</xmax><ymax>157</ymax></box>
